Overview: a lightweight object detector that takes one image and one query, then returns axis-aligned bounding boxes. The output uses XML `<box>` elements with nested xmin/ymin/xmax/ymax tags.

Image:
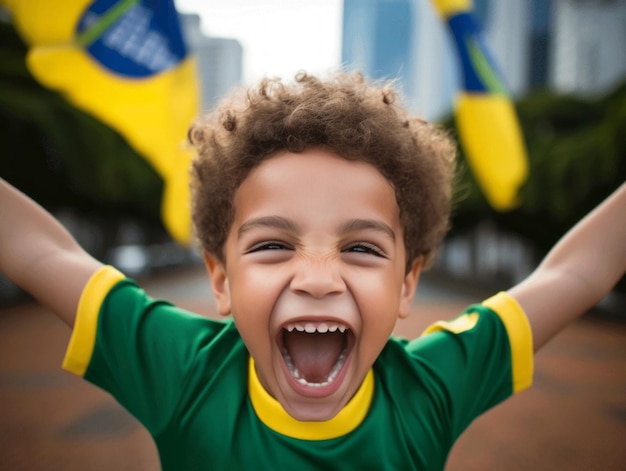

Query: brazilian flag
<box><xmin>2</xmin><ymin>0</ymin><xmax>200</xmax><ymax>244</ymax></box>
<box><xmin>431</xmin><ymin>0</ymin><xmax>528</xmax><ymax>210</ymax></box>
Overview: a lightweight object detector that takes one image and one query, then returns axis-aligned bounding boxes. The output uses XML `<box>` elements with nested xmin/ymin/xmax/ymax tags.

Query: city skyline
<box><xmin>176</xmin><ymin>0</ymin><xmax>343</xmax><ymax>84</ymax></box>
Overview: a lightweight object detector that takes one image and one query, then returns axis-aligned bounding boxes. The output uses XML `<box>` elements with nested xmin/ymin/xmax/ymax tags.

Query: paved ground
<box><xmin>0</xmin><ymin>266</ymin><xmax>625</xmax><ymax>470</ymax></box>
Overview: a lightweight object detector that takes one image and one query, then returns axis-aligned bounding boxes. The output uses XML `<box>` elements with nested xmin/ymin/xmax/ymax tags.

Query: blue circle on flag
<box><xmin>76</xmin><ymin>0</ymin><xmax>187</xmax><ymax>78</ymax></box>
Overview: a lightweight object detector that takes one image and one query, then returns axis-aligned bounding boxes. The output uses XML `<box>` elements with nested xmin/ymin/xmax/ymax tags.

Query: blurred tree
<box><xmin>0</xmin><ymin>21</ymin><xmax>164</xmax><ymax>237</ymax></box>
<box><xmin>444</xmin><ymin>79</ymin><xmax>626</xmax><ymax>256</ymax></box>
<box><xmin>2</xmin><ymin>14</ymin><xmax>623</xmax><ymax>263</ymax></box>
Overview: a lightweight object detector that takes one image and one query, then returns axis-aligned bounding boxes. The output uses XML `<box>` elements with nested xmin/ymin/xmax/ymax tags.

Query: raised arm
<box><xmin>509</xmin><ymin>182</ymin><xmax>626</xmax><ymax>351</ymax></box>
<box><xmin>0</xmin><ymin>178</ymin><xmax>102</xmax><ymax>327</ymax></box>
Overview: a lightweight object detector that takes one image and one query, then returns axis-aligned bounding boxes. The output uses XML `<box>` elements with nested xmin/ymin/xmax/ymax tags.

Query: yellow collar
<box><xmin>248</xmin><ymin>357</ymin><xmax>374</xmax><ymax>440</ymax></box>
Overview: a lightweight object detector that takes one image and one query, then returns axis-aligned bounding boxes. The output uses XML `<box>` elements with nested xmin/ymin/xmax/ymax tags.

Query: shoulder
<box><xmin>380</xmin><ymin>292</ymin><xmax>533</xmax><ymax>393</ymax></box>
<box><xmin>64</xmin><ymin>265</ymin><xmax>235</xmax><ymax>377</ymax></box>
<box><xmin>373</xmin><ymin>294</ymin><xmax>534</xmax><ymax>439</ymax></box>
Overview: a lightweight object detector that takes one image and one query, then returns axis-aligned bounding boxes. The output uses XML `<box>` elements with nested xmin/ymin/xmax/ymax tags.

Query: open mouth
<box><xmin>279</xmin><ymin>321</ymin><xmax>353</xmax><ymax>389</ymax></box>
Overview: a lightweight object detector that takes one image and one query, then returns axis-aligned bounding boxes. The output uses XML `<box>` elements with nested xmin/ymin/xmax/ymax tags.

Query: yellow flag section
<box><xmin>3</xmin><ymin>0</ymin><xmax>200</xmax><ymax>244</ymax></box>
<box><xmin>454</xmin><ymin>94</ymin><xmax>528</xmax><ymax>210</ymax></box>
<box><xmin>430</xmin><ymin>0</ymin><xmax>528</xmax><ymax>210</ymax></box>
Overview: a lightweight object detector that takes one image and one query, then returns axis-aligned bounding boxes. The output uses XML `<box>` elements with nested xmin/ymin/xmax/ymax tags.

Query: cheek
<box><xmin>355</xmin><ymin>288</ymin><xmax>400</xmax><ymax>369</ymax></box>
<box><xmin>229</xmin><ymin>275</ymin><xmax>274</xmax><ymax>357</ymax></box>
<box><xmin>356</xmin><ymin>267</ymin><xmax>408</xmax><ymax>334</ymax></box>
<box><xmin>232</xmin><ymin>264</ymin><xmax>284</xmax><ymax>296</ymax></box>
<box><xmin>355</xmin><ymin>279</ymin><xmax>401</xmax><ymax>325</ymax></box>
<box><xmin>228</xmin><ymin>265</ymin><xmax>286</xmax><ymax>332</ymax></box>
<box><xmin>355</xmin><ymin>266</ymin><xmax>404</xmax><ymax>300</ymax></box>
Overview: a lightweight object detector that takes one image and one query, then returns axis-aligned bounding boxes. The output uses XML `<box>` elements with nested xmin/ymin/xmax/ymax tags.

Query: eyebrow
<box><xmin>237</xmin><ymin>216</ymin><xmax>299</xmax><ymax>238</ymax></box>
<box><xmin>237</xmin><ymin>216</ymin><xmax>396</xmax><ymax>241</ymax></box>
<box><xmin>338</xmin><ymin>218</ymin><xmax>396</xmax><ymax>242</ymax></box>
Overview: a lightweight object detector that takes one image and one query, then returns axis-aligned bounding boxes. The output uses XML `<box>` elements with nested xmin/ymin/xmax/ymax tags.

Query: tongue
<box><xmin>284</xmin><ymin>331</ymin><xmax>345</xmax><ymax>383</ymax></box>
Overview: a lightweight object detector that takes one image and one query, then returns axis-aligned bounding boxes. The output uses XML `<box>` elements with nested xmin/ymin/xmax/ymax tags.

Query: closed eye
<box><xmin>245</xmin><ymin>241</ymin><xmax>292</xmax><ymax>253</ymax></box>
<box><xmin>343</xmin><ymin>242</ymin><xmax>387</xmax><ymax>258</ymax></box>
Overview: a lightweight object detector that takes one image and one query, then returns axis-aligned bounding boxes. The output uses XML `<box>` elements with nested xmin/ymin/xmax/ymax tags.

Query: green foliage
<box><xmin>444</xmin><ymin>80</ymin><xmax>626</xmax><ymax>254</ymax></box>
<box><xmin>2</xmin><ymin>16</ymin><xmax>624</xmax><ymax>258</ymax></box>
<box><xmin>0</xmin><ymin>21</ymin><xmax>164</xmax><ymax>223</ymax></box>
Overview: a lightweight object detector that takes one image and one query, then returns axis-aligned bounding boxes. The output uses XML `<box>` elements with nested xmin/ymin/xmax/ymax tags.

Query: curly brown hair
<box><xmin>188</xmin><ymin>71</ymin><xmax>456</xmax><ymax>270</ymax></box>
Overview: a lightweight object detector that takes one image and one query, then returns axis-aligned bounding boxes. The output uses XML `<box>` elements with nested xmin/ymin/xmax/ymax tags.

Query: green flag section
<box><xmin>2</xmin><ymin>0</ymin><xmax>200</xmax><ymax>244</ymax></box>
<box><xmin>430</xmin><ymin>0</ymin><xmax>529</xmax><ymax>211</ymax></box>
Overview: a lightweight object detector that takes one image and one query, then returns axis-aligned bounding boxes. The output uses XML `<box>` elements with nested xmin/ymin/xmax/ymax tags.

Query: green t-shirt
<box><xmin>63</xmin><ymin>266</ymin><xmax>533</xmax><ymax>470</ymax></box>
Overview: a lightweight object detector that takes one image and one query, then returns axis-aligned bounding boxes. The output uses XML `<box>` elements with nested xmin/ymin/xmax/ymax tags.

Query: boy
<box><xmin>1</xmin><ymin>72</ymin><xmax>624</xmax><ymax>470</ymax></box>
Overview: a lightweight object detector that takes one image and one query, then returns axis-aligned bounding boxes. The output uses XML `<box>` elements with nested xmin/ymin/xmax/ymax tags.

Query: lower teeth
<box><xmin>283</xmin><ymin>348</ymin><xmax>347</xmax><ymax>387</ymax></box>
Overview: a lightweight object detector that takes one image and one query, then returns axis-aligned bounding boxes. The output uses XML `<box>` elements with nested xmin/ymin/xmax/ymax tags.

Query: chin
<box><xmin>282</xmin><ymin>397</ymin><xmax>345</xmax><ymax>422</ymax></box>
<box><xmin>274</xmin><ymin>349</ymin><xmax>358</xmax><ymax>422</ymax></box>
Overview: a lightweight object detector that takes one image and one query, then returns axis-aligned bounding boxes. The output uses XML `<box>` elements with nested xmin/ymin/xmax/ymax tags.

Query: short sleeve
<box><xmin>482</xmin><ymin>291</ymin><xmax>533</xmax><ymax>392</ymax></box>
<box><xmin>405</xmin><ymin>291</ymin><xmax>533</xmax><ymax>439</ymax></box>
<box><xmin>62</xmin><ymin>265</ymin><xmax>231</xmax><ymax>434</ymax></box>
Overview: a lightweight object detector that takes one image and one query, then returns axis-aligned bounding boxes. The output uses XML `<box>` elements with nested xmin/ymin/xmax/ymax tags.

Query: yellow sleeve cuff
<box><xmin>483</xmin><ymin>292</ymin><xmax>534</xmax><ymax>393</ymax></box>
<box><xmin>62</xmin><ymin>265</ymin><xmax>125</xmax><ymax>376</ymax></box>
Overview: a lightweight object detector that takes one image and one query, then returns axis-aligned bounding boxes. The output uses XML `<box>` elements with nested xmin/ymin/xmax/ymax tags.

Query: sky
<box><xmin>175</xmin><ymin>0</ymin><xmax>344</xmax><ymax>84</ymax></box>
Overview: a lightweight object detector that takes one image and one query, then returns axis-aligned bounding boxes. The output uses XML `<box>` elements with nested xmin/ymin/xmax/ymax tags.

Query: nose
<box><xmin>289</xmin><ymin>254</ymin><xmax>346</xmax><ymax>298</ymax></box>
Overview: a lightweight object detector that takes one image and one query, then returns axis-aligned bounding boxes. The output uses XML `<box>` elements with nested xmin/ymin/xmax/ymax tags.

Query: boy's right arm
<box><xmin>0</xmin><ymin>178</ymin><xmax>103</xmax><ymax>327</ymax></box>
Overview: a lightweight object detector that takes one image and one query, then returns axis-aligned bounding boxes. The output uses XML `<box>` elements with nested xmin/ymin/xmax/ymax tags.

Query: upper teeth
<box><xmin>284</xmin><ymin>322</ymin><xmax>348</xmax><ymax>333</ymax></box>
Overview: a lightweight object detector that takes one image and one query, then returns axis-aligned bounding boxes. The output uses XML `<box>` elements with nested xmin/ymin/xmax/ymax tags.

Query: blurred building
<box><xmin>551</xmin><ymin>0</ymin><xmax>626</xmax><ymax>95</ymax></box>
<box><xmin>343</xmin><ymin>0</ymin><xmax>626</xmax><ymax>289</ymax></box>
<box><xmin>179</xmin><ymin>13</ymin><xmax>243</xmax><ymax>113</ymax></box>
<box><xmin>342</xmin><ymin>0</ymin><xmax>626</xmax><ymax>120</ymax></box>
<box><xmin>342</xmin><ymin>0</ymin><xmax>454</xmax><ymax>119</ymax></box>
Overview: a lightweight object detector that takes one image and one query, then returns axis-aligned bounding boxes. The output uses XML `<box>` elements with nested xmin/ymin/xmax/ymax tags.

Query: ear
<box><xmin>398</xmin><ymin>256</ymin><xmax>423</xmax><ymax>319</ymax></box>
<box><xmin>203</xmin><ymin>251</ymin><xmax>231</xmax><ymax>316</ymax></box>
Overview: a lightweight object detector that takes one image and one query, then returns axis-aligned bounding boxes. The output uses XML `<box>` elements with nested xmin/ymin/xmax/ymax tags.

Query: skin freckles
<box><xmin>204</xmin><ymin>149</ymin><xmax>422</xmax><ymax>421</ymax></box>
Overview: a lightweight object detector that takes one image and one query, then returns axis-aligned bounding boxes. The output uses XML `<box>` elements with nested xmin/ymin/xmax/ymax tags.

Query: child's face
<box><xmin>204</xmin><ymin>149</ymin><xmax>422</xmax><ymax>421</ymax></box>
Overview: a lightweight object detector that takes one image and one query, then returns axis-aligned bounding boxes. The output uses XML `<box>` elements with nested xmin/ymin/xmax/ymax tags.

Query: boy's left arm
<box><xmin>509</xmin><ymin>182</ymin><xmax>626</xmax><ymax>351</ymax></box>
